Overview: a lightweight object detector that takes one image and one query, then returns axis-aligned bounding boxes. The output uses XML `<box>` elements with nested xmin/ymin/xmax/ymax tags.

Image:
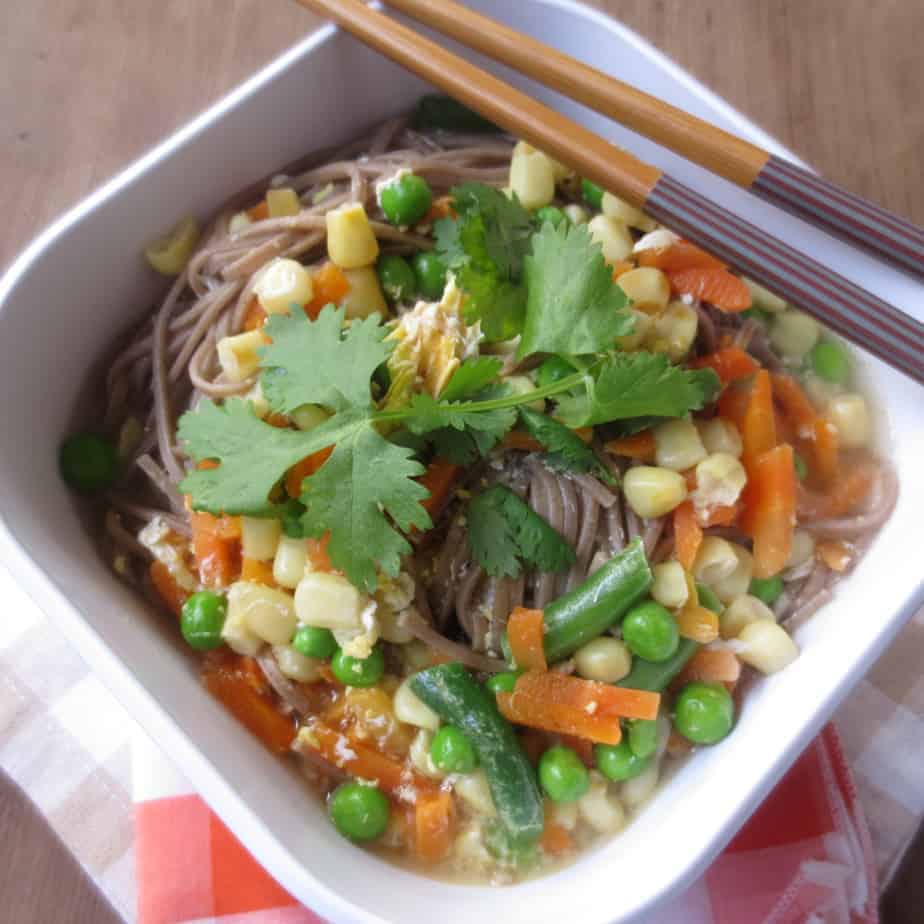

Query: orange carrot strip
<box><xmin>425</xmin><ymin>195</ymin><xmax>457</xmax><ymax>223</ymax></box>
<box><xmin>744</xmin><ymin>444</ymin><xmax>796</xmax><ymax>579</ymax></box>
<box><xmin>418</xmin><ymin>458</ymin><xmax>460</xmax><ymax>520</ymax></box>
<box><xmin>674</xmin><ymin>648</ymin><xmax>741</xmax><ymax>687</ymax></box>
<box><xmin>505</xmin><ymin>427</ymin><xmax>593</xmax><ymax>452</ymax></box>
<box><xmin>811</xmin><ymin>417</ymin><xmax>840</xmax><ymax>483</ymax></box>
<box><xmin>676</xmin><ymin>603</ymin><xmax>720</xmax><ymax>643</ymax></box>
<box><xmin>718</xmin><ymin>386</ymin><xmax>750</xmax><ymax>431</ymax></box>
<box><xmin>610</xmin><ymin>260</ymin><xmax>636</xmax><ymax>279</ymax></box>
<box><xmin>149</xmin><ymin>561</ymin><xmax>189</xmax><ymax>618</ymax></box>
<box><xmin>203</xmin><ymin>660</ymin><xmax>296</xmax><ymax>754</ymax></box>
<box><xmin>540</xmin><ymin>820</ymin><xmax>574</xmax><ymax>856</ymax></box>
<box><xmin>691</xmin><ymin>346</ymin><xmax>758</xmax><ymax>385</ymax></box>
<box><xmin>302</xmin><ymin>719</ymin><xmax>434</xmax><ymax>797</ymax></box>
<box><xmin>796</xmin><ymin>458</ymin><xmax>875</xmax><ymax>520</ymax></box>
<box><xmin>497</xmin><ymin>691</ymin><xmax>623</xmax><ymax>744</ymax></box>
<box><xmin>190</xmin><ymin>512</ymin><xmax>240</xmax><ymax>588</ymax></box>
<box><xmin>637</xmin><ymin>240</ymin><xmax>725</xmax><ymax>272</ymax></box>
<box><xmin>242</xmin><ymin>297</ymin><xmax>267</xmax><ymax>332</ymax></box>
<box><xmin>816</xmin><ymin>539</ymin><xmax>853</xmax><ymax>573</ymax></box>
<box><xmin>673</xmin><ymin>501</ymin><xmax>703</xmax><ymax>571</ymax></box>
<box><xmin>306</xmin><ymin>534</ymin><xmax>334</xmax><ymax>573</ymax></box>
<box><xmin>247</xmin><ymin>201</ymin><xmax>270</xmax><ymax>221</ymax></box>
<box><xmin>514</xmin><ymin>671</ymin><xmax>661</xmax><ymax>722</ymax></box>
<box><xmin>306</xmin><ymin>262</ymin><xmax>350</xmax><ymax>319</ymax></box>
<box><xmin>697</xmin><ymin>503</ymin><xmax>740</xmax><ymax>528</ymax></box>
<box><xmin>285</xmin><ymin>446</ymin><xmax>334</xmax><ymax>498</ymax></box>
<box><xmin>507</xmin><ymin>607</ymin><xmax>547</xmax><ymax>672</ymax></box>
<box><xmin>414</xmin><ymin>790</ymin><xmax>456</xmax><ymax>863</ymax></box>
<box><xmin>771</xmin><ymin>374</ymin><xmax>817</xmax><ymax>437</ymax></box>
<box><xmin>605</xmin><ymin>430</ymin><xmax>656</xmax><ymax>462</ymax></box>
<box><xmin>741</xmin><ymin>370</ymin><xmax>777</xmax><ymax>468</ymax></box>
<box><xmin>241</xmin><ymin>558</ymin><xmax>277</xmax><ymax>586</ymax></box>
<box><xmin>667</xmin><ymin>268</ymin><xmax>751</xmax><ymax>312</ymax></box>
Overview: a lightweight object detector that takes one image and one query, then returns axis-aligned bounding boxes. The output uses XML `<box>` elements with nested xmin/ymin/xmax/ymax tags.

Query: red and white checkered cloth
<box><xmin>4</xmin><ymin>560</ymin><xmax>920</xmax><ymax>923</ymax></box>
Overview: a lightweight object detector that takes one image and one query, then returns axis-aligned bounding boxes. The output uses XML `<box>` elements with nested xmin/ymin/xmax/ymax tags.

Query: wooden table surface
<box><xmin>2</xmin><ymin>1</ymin><xmax>921</xmax><ymax>920</ymax></box>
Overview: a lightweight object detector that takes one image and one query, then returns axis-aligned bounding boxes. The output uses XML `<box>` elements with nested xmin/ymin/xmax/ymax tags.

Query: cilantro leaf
<box><xmin>555</xmin><ymin>352</ymin><xmax>721</xmax><ymax>428</ymax></box>
<box><xmin>467</xmin><ymin>485</ymin><xmax>575</xmax><ymax>578</ymax></box>
<box><xmin>259</xmin><ymin>306</ymin><xmax>391</xmax><ymax>414</ymax></box>
<box><xmin>177</xmin><ymin>399</ymin><xmax>344</xmax><ymax>515</ymax></box>
<box><xmin>440</xmin><ymin>356</ymin><xmax>503</xmax><ymax>402</ymax></box>
<box><xmin>299</xmin><ymin>421</ymin><xmax>431</xmax><ymax>592</ymax></box>
<box><xmin>518</xmin><ymin>408</ymin><xmax>616</xmax><ymax>485</ymax></box>
<box><xmin>404</xmin><ymin>392</ymin><xmax>516</xmax><ymax>444</ymax></box>
<box><xmin>435</xmin><ymin>184</ymin><xmax>532</xmax><ymax>342</ymax></box>
<box><xmin>518</xmin><ymin>222</ymin><xmax>633</xmax><ymax>359</ymax></box>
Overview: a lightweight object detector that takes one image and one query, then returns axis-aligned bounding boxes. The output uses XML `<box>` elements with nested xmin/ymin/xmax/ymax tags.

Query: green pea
<box><xmin>810</xmin><ymin>341</ymin><xmax>850</xmax><ymax>385</ymax></box>
<box><xmin>376</xmin><ymin>254</ymin><xmax>417</xmax><ymax>304</ymax></box>
<box><xmin>674</xmin><ymin>682</ymin><xmax>734</xmax><ymax>745</ymax></box>
<box><xmin>328</xmin><ymin>781</ymin><xmax>390</xmax><ymax>841</ymax></box>
<box><xmin>538</xmin><ymin>746</ymin><xmax>590</xmax><ymax>803</ymax></box>
<box><xmin>621</xmin><ymin>601</ymin><xmax>680</xmax><ymax>663</ymax></box>
<box><xmin>379</xmin><ymin>173</ymin><xmax>433</xmax><ymax>227</ymax></box>
<box><xmin>412</xmin><ymin>251</ymin><xmax>448</xmax><ymax>300</ymax></box>
<box><xmin>535</xmin><ymin>205</ymin><xmax>567</xmax><ymax>229</ymax></box>
<box><xmin>695</xmin><ymin>583</ymin><xmax>723</xmax><ymax>615</ymax></box>
<box><xmin>180</xmin><ymin>592</ymin><xmax>227</xmax><ymax>651</ymax></box>
<box><xmin>749</xmin><ymin>575</ymin><xmax>784</xmax><ymax>606</ymax></box>
<box><xmin>793</xmin><ymin>452</ymin><xmax>808</xmax><ymax>481</ymax></box>
<box><xmin>430</xmin><ymin>725</ymin><xmax>478</xmax><ymax>773</ymax></box>
<box><xmin>485</xmin><ymin>671</ymin><xmax>522</xmax><ymax>695</ymax></box>
<box><xmin>59</xmin><ymin>433</ymin><xmax>119</xmax><ymax>495</ymax></box>
<box><xmin>594</xmin><ymin>740</ymin><xmax>651</xmax><ymax>781</ymax></box>
<box><xmin>292</xmin><ymin>625</ymin><xmax>338</xmax><ymax>660</ymax></box>
<box><xmin>536</xmin><ymin>355</ymin><xmax>578</xmax><ymax>389</ymax></box>
<box><xmin>627</xmin><ymin>718</ymin><xmax>658</xmax><ymax>759</ymax></box>
<box><xmin>331</xmin><ymin>645</ymin><xmax>385</xmax><ymax>687</ymax></box>
<box><xmin>581</xmin><ymin>178</ymin><xmax>604</xmax><ymax>209</ymax></box>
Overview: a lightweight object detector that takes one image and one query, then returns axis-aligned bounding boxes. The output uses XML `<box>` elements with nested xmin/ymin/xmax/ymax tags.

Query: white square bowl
<box><xmin>1</xmin><ymin>3</ymin><xmax>922</xmax><ymax>922</ymax></box>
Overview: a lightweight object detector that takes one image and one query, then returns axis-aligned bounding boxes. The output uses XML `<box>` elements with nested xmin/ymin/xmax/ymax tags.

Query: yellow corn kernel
<box><xmin>216</xmin><ymin>329</ymin><xmax>266</xmax><ymax>383</ymax></box>
<box><xmin>770</xmin><ymin>310</ymin><xmax>820</xmax><ymax>361</ymax></box>
<box><xmin>633</xmin><ymin>228</ymin><xmax>679</xmax><ymax>254</ymax></box>
<box><xmin>720</xmin><ymin>592</ymin><xmax>774</xmax><ymax>638</ymax></box>
<box><xmin>692</xmin><ymin>536</ymin><xmax>739</xmax><ymax>585</ymax></box>
<box><xmin>221</xmin><ymin>590</ymin><xmax>263</xmax><ymax>656</ymax></box>
<box><xmin>505</xmin><ymin>374</ymin><xmax>545</xmax><ymax>413</ymax></box>
<box><xmin>574</xmin><ymin>637</ymin><xmax>632</xmax><ymax>683</ymax></box>
<box><xmin>697</xmin><ymin>418</ymin><xmax>743</xmax><ymax>457</ymax></box>
<box><xmin>227</xmin><ymin>581</ymin><xmax>297</xmax><ymax>646</ymax></box>
<box><xmin>291</xmin><ymin>404</ymin><xmax>330</xmax><ymax>432</ymax></box>
<box><xmin>326</xmin><ymin>203</ymin><xmax>379</xmax><ymax>268</ymax></box>
<box><xmin>651</xmin><ymin>560</ymin><xmax>689</xmax><ymax>609</ymax></box>
<box><xmin>508</xmin><ymin>141</ymin><xmax>557</xmax><ymax>210</ymax></box>
<box><xmin>409</xmin><ymin>729</ymin><xmax>444</xmax><ymax>779</ymax></box>
<box><xmin>826</xmin><ymin>394</ymin><xmax>871</xmax><ymax>449</ymax></box>
<box><xmin>253</xmin><ymin>258</ymin><xmax>314</xmax><ymax>315</ymax></box>
<box><xmin>454</xmin><ymin>770</ymin><xmax>497</xmax><ymax>816</ymax></box>
<box><xmin>616</xmin><ymin>309</ymin><xmax>653</xmax><ymax>351</ymax></box>
<box><xmin>692</xmin><ymin>452</ymin><xmax>747</xmax><ymax>512</ymax></box>
<box><xmin>743</xmin><ymin>277</ymin><xmax>787</xmax><ymax>313</ymax></box>
<box><xmin>266</xmin><ymin>187</ymin><xmax>301</xmax><ymax>218</ymax></box>
<box><xmin>244</xmin><ymin>382</ymin><xmax>270</xmax><ymax>419</ymax></box>
<box><xmin>272</xmin><ymin>645</ymin><xmax>322</xmax><ymax>682</ymax></box>
<box><xmin>616</xmin><ymin>267</ymin><xmax>671</xmax><ymax>314</ymax></box>
<box><xmin>228</xmin><ymin>211</ymin><xmax>253</xmax><ymax>235</ymax></box>
<box><xmin>622</xmin><ymin>466</ymin><xmax>688</xmax><ymax>518</ymax></box>
<box><xmin>294</xmin><ymin>572</ymin><xmax>365</xmax><ymax>631</ymax></box>
<box><xmin>786</xmin><ymin>529</ymin><xmax>816</xmax><ymax>570</ymax></box>
<box><xmin>578</xmin><ymin>772</ymin><xmax>625</xmax><ymax>834</ymax></box>
<box><xmin>654</xmin><ymin>418</ymin><xmax>707</xmax><ymax>471</ymax></box>
<box><xmin>737</xmin><ymin>619</ymin><xmax>798</xmax><ymax>674</ymax></box>
<box><xmin>145</xmin><ymin>216</ymin><xmax>200</xmax><ymax>275</ymax></box>
<box><xmin>563</xmin><ymin>203</ymin><xmax>589</xmax><ymax>225</ymax></box>
<box><xmin>587</xmin><ymin>215</ymin><xmax>634</xmax><ymax>263</ymax></box>
<box><xmin>340</xmin><ymin>266</ymin><xmax>389</xmax><ymax>319</ymax></box>
<box><xmin>273</xmin><ymin>536</ymin><xmax>309</xmax><ymax>589</ymax></box>
<box><xmin>241</xmin><ymin>516</ymin><xmax>281</xmax><ymax>562</ymax></box>
<box><xmin>602</xmin><ymin>192</ymin><xmax>656</xmax><ymax>231</ymax></box>
<box><xmin>712</xmin><ymin>544</ymin><xmax>753</xmax><ymax>604</ymax></box>
<box><xmin>621</xmin><ymin>760</ymin><xmax>660</xmax><ymax>808</ymax></box>
<box><xmin>650</xmin><ymin>301</ymin><xmax>698</xmax><ymax>360</ymax></box>
<box><xmin>393</xmin><ymin>676</ymin><xmax>440</xmax><ymax>731</ymax></box>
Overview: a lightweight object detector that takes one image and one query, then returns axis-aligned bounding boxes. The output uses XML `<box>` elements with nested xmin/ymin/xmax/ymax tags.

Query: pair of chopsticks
<box><xmin>296</xmin><ymin>0</ymin><xmax>924</xmax><ymax>385</ymax></box>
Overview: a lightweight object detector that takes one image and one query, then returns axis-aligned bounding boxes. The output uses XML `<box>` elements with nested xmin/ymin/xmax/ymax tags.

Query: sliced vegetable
<box><xmin>742</xmin><ymin>444</ymin><xmax>796</xmax><ymax>579</ymax></box>
<box><xmin>771</xmin><ymin>374</ymin><xmax>817</xmax><ymax>437</ymax></box>
<box><xmin>605</xmin><ymin>430</ymin><xmax>656</xmax><ymax>462</ymax></box>
<box><xmin>674</xmin><ymin>648</ymin><xmax>741</xmax><ymax>687</ymax></box>
<box><xmin>507</xmin><ymin>607</ymin><xmax>547</xmax><ymax>671</ymax></box>
<box><xmin>741</xmin><ymin>370</ymin><xmax>777</xmax><ymax>467</ymax></box>
<box><xmin>796</xmin><ymin>457</ymin><xmax>875</xmax><ymax>519</ymax></box>
<box><xmin>667</xmin><ymin>268</ymin><xmax>751</xmax><ymax>312</ymax></box>
<box><xmin>541</xmin><ymin>539</ymin><xmax>652</xmax><ymax>663</ymax></box>
<box><xmin>749</xmin><ymin>575</ymin><xmax>783</xmax><ymax>606</ymax></box>
<box><xmin>190</xmin><ymin>511</ymin><xmax>241</xmax><ymax>589</ymax></box>
<box><xmin>675</xmin><ymin>603</ymin><xmax>720</xmax><ymax>644</ymax></box>
<box><xmin>509</xmin><ymin>671</ymin><xmax>661</xmax><ymax>722</ymax></box>
<box><xmin>690</xmin><ymin>346</ymin><xmax>758</xmax><ymax>384</ymax></box>
<box><xmin>417</xmin><ymin>458</ymin><xmax>460</xmax><ymax>520</ymax></box>
<box><xmin>306</xmin><ymin>262</ymin><xmax>351</xmax><ymax>319</ymax></box>
<box><xmin>637</xmin><ymin>240</ymin><xmax>725</xmax><ymax>272</ymax></box>
<box><xmin>411</xmin><ymin>663</ymin><xmax>544</xmax><ymax>844</ymax></box>
<box><xmin>413</xmin><ymin>789</ymin><xmax>456</xmax><ymax>862</ymax></box>
<box><xmin>673</xmin><ymin>500</ymin><xmax>703</xmax><ymax>571</ymax></box>
<box><xmin>150</xmin><ymin>561</ymin><xmax>189</xmax><ymax>618</ymax></box>
<box><xmin>497</xmin><ymin>687</ymin><xmax>622</xmax><ymax>745</ymax></box>
<box><xmin>616</xmin><ymin>638</ymin><xmax>699</xmax><ymax>693</ymax></box>
<box><xmin>285</xmin><ymin>446</ymin><xmax>334</xmax><ymax>498</ymax></box>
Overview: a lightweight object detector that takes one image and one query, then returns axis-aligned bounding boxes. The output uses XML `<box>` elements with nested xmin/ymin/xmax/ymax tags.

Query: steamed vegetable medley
<box><xmin>63</xmin><ymin>96</ymin><xmax>895</xmax><ymax>883</ymax></box>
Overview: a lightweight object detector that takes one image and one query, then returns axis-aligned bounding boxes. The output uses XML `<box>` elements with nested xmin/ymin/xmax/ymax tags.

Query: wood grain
<box><xmin>1</xmin><ymin>1</ymin><xmax>921</xmax><ymax>920</ymax></box>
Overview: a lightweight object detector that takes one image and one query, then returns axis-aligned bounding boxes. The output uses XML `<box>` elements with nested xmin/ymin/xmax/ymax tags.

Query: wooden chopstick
<box><xmin>385</xmin><ymin>0</ymin><xmax>924</xmax><ymax>281</ymax></box>
<box><xmin>296</xmin><ymin>0</ymin><xmax>924</xmax><ymax>385</ymax></box>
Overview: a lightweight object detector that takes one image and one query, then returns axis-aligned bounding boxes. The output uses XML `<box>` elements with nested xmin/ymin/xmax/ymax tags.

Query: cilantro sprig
<box><xmin>467</xmin><ymin>485</ymin><xmax>575</xmax><ymax>578</ymax></box>
<box><xmin>518</xmin><ymin>408</ymin><xmax>616</xmax><ymax>485</ymax></box>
